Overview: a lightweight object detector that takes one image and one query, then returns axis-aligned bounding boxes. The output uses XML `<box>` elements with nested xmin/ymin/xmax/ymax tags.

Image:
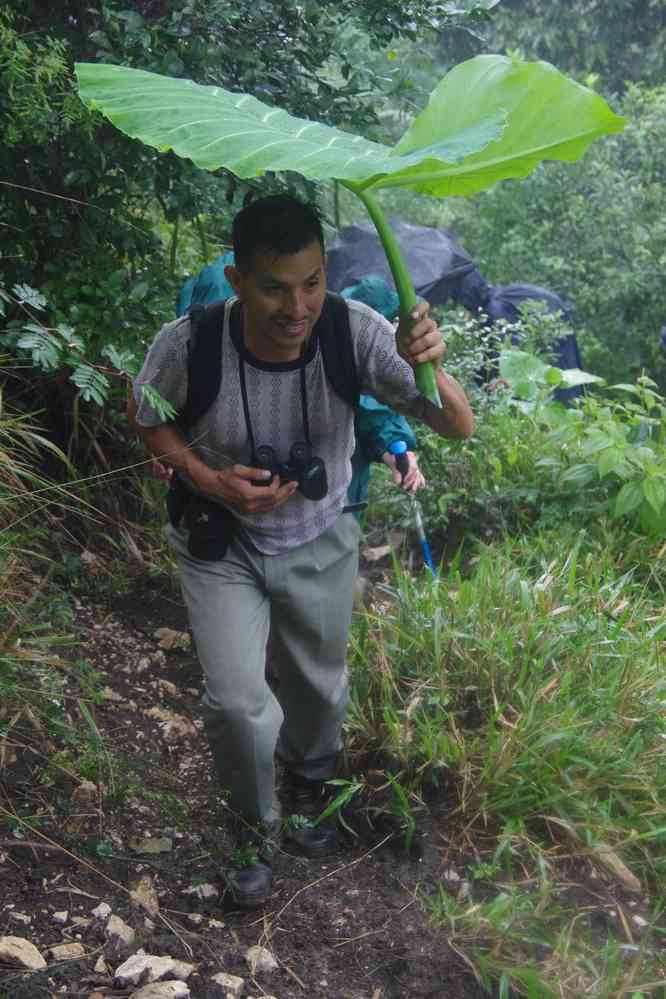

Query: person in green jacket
<box><xmin>340</xmin><ymin>277</ymin><xmax>425</xmax><ymax>518</ymax></box>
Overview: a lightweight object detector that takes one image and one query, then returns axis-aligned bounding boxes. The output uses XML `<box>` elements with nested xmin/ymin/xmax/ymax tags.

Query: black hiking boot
<box><xmin>224</xmin><ymin>819</ymin><xmax>279</xmax><ymax>909</ymax></box>
<box><xmin>280</xmin><ymin>771</ymin><xmax>339</xmax><ymax>858</ymax></box>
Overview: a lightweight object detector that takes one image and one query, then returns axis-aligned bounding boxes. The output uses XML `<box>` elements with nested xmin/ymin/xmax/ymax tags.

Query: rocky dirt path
<box><xmin>0</xmin><ymin>572</ymin><xmax>487</xmax><ymax>999</ymax></box>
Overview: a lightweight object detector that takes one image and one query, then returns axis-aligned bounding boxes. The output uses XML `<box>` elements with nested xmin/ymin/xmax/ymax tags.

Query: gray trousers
<box><xmin>168</xmin><ymin>513</ymin><xmax>360</xmax><ymax>824</ymax></box>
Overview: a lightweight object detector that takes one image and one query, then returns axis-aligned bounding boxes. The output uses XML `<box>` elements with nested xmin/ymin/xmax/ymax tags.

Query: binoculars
<box><xmin>252</xmin><ymin>443</ymin><xmax>328</xmax><ymax>501</ymax></box>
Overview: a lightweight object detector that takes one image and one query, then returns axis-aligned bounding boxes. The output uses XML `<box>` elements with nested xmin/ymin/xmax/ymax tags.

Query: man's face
<box><xmin>226</xmin><ymin>240</ymin><xmax>327</xmax><ymax>362</ymax></box>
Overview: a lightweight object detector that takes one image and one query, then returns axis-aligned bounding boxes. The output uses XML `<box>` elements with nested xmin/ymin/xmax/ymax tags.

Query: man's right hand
<box><xmin>191</xmin><ymin>463</ymin><xmax>299</xmax><ymax>514</ymax></box>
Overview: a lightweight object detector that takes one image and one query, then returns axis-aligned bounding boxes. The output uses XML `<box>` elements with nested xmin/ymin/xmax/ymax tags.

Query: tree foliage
<box><xmin>0</xmin><ymin>0</ymin><xmax>481</xmax><ymax>438</ymax></box>
<box><xmin>484</xmin><ymin>0</ymin><xmax>666</xmax><ymax>94</ymax></box>
<box><xmin>432</xmin><ymin>0</ymin><xmax>666</xmax><ymax>96</ymax></box>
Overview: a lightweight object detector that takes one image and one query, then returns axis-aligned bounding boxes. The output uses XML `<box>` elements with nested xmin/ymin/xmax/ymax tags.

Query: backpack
<box><xmin>177</xmin><ymin>292</ymin><xmax>360</xmax><ymax>431</ymax></box>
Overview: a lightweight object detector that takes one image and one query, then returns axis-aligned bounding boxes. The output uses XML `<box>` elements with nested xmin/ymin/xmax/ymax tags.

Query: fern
<box><xmin>12</xmin><ymin>284</ymin><xmax>47</xmax><ymax>311</ymax></box>
<box><xmin>139</xmin><ymin>384</ymin><xmax>177</xmax><ymax>422</ymax></box>
<box><xmin>17</xmin><ymin>326</ymin><xmax>63</xmax><ymax>371</ymax></box>
<box><xmin>70</xmin><ymin>363</ymin><xmax>109</xmax><ymax>406</ymax></box>
<box><xmin>58</xmin><ymin>324</ymin><xmax>84</xmax><ymax>352</ymax></box>
<box><xmin>102</xmin><ymin>344</ymin><xmax>140</xmax><ymax>378</ymax></box>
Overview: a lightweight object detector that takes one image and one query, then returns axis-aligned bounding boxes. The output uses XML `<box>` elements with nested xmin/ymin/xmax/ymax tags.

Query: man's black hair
<box><xmin>232</xmin><ymin>195</ymin><xmax>325</xmax><ymax>273</ymax></box>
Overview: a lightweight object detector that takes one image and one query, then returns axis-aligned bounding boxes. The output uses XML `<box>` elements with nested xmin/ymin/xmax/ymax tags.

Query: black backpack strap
<box><xmin>316</xmin><ymin>292</ymin><xmax>360</xmax><ymax>410</ymax></box>
<box><xmin>178</xmin><ymin>299</ymin><xmax>228</xmax><ymax>431</ymax></box>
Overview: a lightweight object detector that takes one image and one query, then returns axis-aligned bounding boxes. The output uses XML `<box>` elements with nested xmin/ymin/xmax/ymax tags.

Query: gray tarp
<box><xmin>326</xmin><ymin>219</ymin><xmax>475</xmax><ymax>306</ymax></box>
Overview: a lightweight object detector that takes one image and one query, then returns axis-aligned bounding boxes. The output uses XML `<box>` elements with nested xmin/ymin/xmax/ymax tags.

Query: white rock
<box><xmin>633</xmin><ymin>915</ymin><xmax>649</xmax><ymax>928</ymax></box>
<box><xmin>9</xmin><ymin>912</ymin><xmax>31</xmax><ymax>925</ymax></box>
<box><xmin>105</xmin><ymin>914</ymin><xmax>136</xmax><ymax>951</ymax></box>
<box><xmin>47</xmin><ymin>942</ymin><xmax>86</xmax><ymax>961</ymax></box>
<box><xmin>102</xmin><ymin>686</ymin><xmax>124</xmax><ymax>702</ymax></box>
<box><xmin>114</xmin><ymin>951</ymin><xmax>175</xmax><ymax>986</ymax></box>
<box><xmin>171</xmin><ymin>960</ymin><xmax>195</xmax><ymax>981</ymax></box>
<box><xmin>161</xmin><ymin>716</ymin><xmax>197</xmax><ymax>742</ymax></box>
<box><xmin>92</xmin><ymin>902</ymin><xmax>112</xmax><ymax>921</ymax></box>
<box><xmin>187</xmin><ymin>913</ymin><xmax>203</xmax><ymax>926</ymax></box>
<box><xmin>208</xmin><ymin>919</ymin><xmax>226</xmax><ymax>930</ymax></box>
<box><xmin>183</xmin><ymin>883</ymin><xmax>219</xmax><ymax>900</ymax></box>
<box><xmin>363</xmin><ymin>544</ymin><xmax>392</xmax><ymax>562</ymax></box>
<box><xmin>130</xmin><ymin>984</ymin><xmax>190</xmax><ymax>999</ymax></box>
<box><xmin>155</xmin><ymin>679</ymin><xmax>178</xmax><ymax>696</ymax></box>
<box><xmin>210</xmin><ymin>972</ymin><xmax>244</xmax><ymax>998</ymax></box>
<box><xmin>154</xmin><ymin>628</ymin><xmax>191</xmax><ymax>651</ymax></box>
<box><xmin>130</xmin><ymin>875</ymin><xmax>160</xmax><ymax>916</ymax></box>
<box><xmin>0</xmin><ymin>936</ymin><xmax>47</xmax><ymax>970</ymax></box>
<box><xmin>245</xmin><ymin>945</ymin><xmax>278</xmax><ymax>974</ymax></box>
<box><xmin>52</xmin><ymin>911</ymin><xmax>69</xmax><ymax>925</ymax></box>
<box><xmin>72</xmin><ymin>780</ymin><xmax>98</xmax><ymax>805</ymax></box>
<box><xmin>94</xmin><ymin>954</ymin><xmax>109</xmax><ymax>974</ymax></box>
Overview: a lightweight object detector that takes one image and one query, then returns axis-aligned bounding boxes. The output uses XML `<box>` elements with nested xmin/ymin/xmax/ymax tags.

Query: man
<box><xmin>131</xmin><ymin>195</ymin><xmax>473</xmax><ymax>908</ymax></box>
<box><xmin>177</xmin><ymin>262</ymin><xmax>425</xmax><ymax>510</ymax></box>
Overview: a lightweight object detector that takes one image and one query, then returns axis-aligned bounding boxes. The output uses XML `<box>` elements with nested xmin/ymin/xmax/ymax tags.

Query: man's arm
<box><xmin>396</xmin><ymin>304</ymin><xmax>475</xmax><ymax>440</ymax></box>
<box><xmin>421</xmin><ymin>368</ymin><xmax>475</xmax><ymax>439</ymax></box>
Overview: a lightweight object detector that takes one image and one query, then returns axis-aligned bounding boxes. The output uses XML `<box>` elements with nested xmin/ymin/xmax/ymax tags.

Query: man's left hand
<box><xmin>381</xmin><ymin>450</ymin><xmax>426</xmax><ymax>495</ymax></box>
<box><xmin>397</xmin><ymin>301</ymin><xmax>445</xmax><ymax>370</ymax></box>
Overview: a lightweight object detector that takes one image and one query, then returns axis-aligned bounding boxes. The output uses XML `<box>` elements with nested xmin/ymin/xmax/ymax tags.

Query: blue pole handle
<box><xmin>388</xmin><ymin>439</ymin><xmax>409</xmax><ymax>483</ymax></box>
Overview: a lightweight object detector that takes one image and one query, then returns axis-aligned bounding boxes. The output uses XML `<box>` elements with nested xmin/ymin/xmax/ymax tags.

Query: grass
<box><xmin>348</xmin><ymin>521</ymin><xmax>666</xmax><ymax>995</ymax></box>
<box><xmin>4</xmin><ymin>349</ymin><xmax>666</xmax><ymax>993</ymax></box>
<box><xmin>0</xmin><ymin>384</ymin><xmax>122</xmax><ymax>833</ymax></box>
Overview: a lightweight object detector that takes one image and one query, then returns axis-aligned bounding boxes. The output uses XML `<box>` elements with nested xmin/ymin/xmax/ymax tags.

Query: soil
<box><xmin>0</xmin><ymin>559</ymin><xmax>490</xmax><ymax>999</ymax></box>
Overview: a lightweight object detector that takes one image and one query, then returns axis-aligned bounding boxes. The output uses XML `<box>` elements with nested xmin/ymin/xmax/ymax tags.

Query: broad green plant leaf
<box><xmin>499</xmin><ymin>349</ymin><xmax>550</xmax><ymax>389</ymax></box>
<box><xmin>388</xmin><ymin>56</ymin><xmax>626</xmax><ymax>196</ymax></box>
<box><xmin>559</xmin><ymin>368</ymin><xmax>604</xmax><ymax>387</ymax></box>
<box><xmin>614</xmin><ymin>480</ymin><xmax>644</xmax><ymax>518</ymax></box>
<box><xmin>74</xmin><ymin>62</ymin><xmax>505</xmax><ymax>190</ymax></box>
<box><xmin>500</xmin><ymin>350</ymin><xmax>603</xmax><ymax>400</ymax></box>
<box><xmin>75</xmin><ymin>56</ymin><xmax>625</xmax><ymax>196</ymax></box>
<box><xmin>643</xmin><ymin>477</ymin><xmax>666</xmax><ymax>515</ymax></box>
<box><xmin>75</xmin><ymin>57</ymin><xmax>625</xmax><ymax>408</ymax></box>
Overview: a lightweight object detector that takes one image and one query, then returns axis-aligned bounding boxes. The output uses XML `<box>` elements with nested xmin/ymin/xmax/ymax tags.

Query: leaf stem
<box><xmin>342</xmin><ymin>184</ymin><xmax>440</xmax><ymax>408</ymax></box>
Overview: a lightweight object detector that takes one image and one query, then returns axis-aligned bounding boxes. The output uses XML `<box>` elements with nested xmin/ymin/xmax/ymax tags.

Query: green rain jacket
<box><xmin>348</xmin><ymin>395</ymin><xmax>417</xmax><ymax>516</ymax></box>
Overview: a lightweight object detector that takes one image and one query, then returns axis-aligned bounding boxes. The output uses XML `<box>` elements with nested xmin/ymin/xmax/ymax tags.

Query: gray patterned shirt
<box><xmin>133</xmin><ymin>297</ymin><xmax>426</xmax><ymax>554</ymax></box>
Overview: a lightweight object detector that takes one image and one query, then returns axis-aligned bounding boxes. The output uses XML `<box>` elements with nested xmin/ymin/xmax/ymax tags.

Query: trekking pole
<box><xmin>387</xmin><ymin>441</ymin><xmax>436</xmax><ymax>576</ymax></box>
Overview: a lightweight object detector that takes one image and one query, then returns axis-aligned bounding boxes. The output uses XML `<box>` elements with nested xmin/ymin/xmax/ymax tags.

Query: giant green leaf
<box><xmin>75</xmin><ymin>57</ymin><xmax>625</xmax><ymax>196</ymax></box>
<box><xmin>386</xmin><ymin>55</ymin><xmax>626</xmax><ymax>196</ymax></box>
<box><xmin>75</xmin><ymin>56</ymin><xmax>625</xmax><ymax>407</ymax></box>
<box><xmin>74</xmin><ymin>62</ymin><xmax>505</xmax><ymax>190</ymax></box>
